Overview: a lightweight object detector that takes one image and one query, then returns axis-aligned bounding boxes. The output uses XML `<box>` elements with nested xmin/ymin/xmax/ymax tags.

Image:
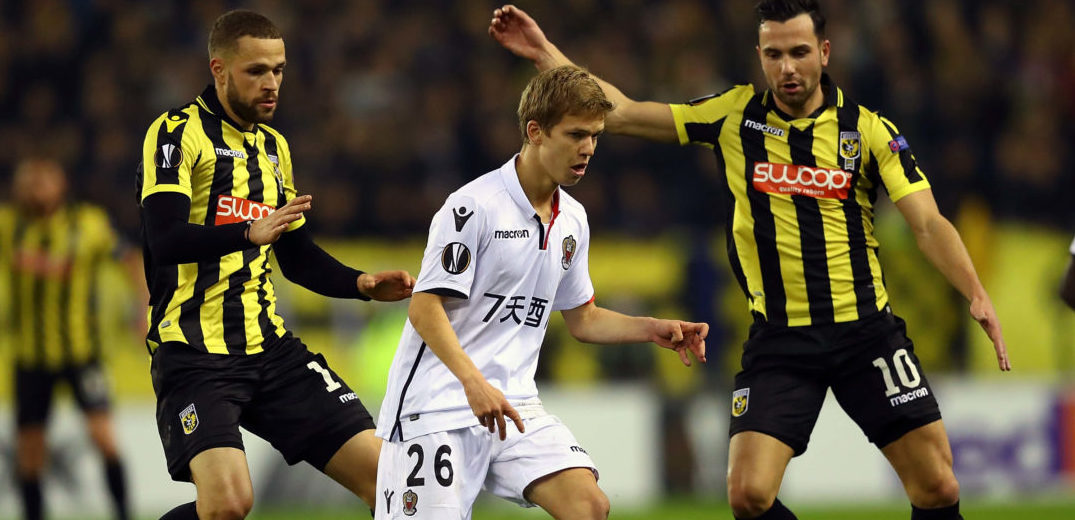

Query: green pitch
<box><xmin>239</xmin><ymin>499</ymin><xmax>1072</xmax><ymax>520</ymax></box>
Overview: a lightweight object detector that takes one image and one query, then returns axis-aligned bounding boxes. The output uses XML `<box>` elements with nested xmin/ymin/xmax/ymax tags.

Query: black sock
<box><xmin>160</xmin><ymin>501</ymin><xmax>198</xmax><ymax>520</ymax></box>
<box><xmin>104</xmin><ymin>458</ymin><xmax>130</xmax><ymax>520</ymax></box>
<box><xmin>735</xmin><ymin>497</ymin><xmax>798</xmax><ymax>520</ymax></box>
<box><xmin>912</xmin><ymin>501</ymin><xmax>962</xmax><ymax>520</ymax></box>
<box><xmin>19</xmin><ymin>477</ymin><xmax>43</xmax><ymax>520</ymax></box>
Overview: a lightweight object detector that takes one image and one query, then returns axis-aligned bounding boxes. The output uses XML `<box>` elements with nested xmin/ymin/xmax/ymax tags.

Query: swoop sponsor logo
<box><xmin>752</xmin><ymin>162</ymin><xmax>851</xmax><ymax>199</ymax></box>
<box><xmin>215</xmin><ymin>195</ymin><xmax>275</xmax><ymax>225</ymax></box>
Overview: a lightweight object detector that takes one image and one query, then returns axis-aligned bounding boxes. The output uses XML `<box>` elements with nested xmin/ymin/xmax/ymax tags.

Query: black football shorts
<box><xmin>151</xmin><ymin>335</ymin><xmax>376</xmax><ymax>482</ymax></box>
<box><xmin>728</xmin><ymin>309</ymin><xmax>942</xmax><ymax>456</ymax></box>
<box><xmin>15</xmin><ymin>361</ymin><xmax>112</xmax><ymax>427</ymax></box>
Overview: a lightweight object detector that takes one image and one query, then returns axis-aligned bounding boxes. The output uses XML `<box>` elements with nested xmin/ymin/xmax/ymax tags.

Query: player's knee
<box><xmin>727</xmin><ymin>480</ymin><xmax>776</xmax><ymax>518</ymax></box>
<box><xmin>198</xmin><ymin>490</ymin><xmax>253</xmax><ymax>520</ymax></box>
<box><xmin>583</xmin><ymin>488</ymin><xmax>610</xmax><ymax>520</ymax></box>
<box><xmin>912</xmin><ymin>473</ymin><xmax>960</xmax><ymax>509</ymax></box>
<box><xmin>558</xmin><ymin>487</ymin><xmax>608</xmax><ymax>520</ymax></box>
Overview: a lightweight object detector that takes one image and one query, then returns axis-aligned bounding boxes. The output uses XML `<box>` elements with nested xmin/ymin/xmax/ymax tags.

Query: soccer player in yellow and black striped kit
<box><xmin>492</xmin><ymin>1</ymin><xmax>1010</xmax><ymax>519</ymax></box>
<box><xmin>139</xmin><ymin>10</ymin><xmax>415</xmax><ymax>520</ymax></box>
<box><xmin>1</xmin><ymin>158</ymin><xmax>139</xmax><ymax>520</ymax></box>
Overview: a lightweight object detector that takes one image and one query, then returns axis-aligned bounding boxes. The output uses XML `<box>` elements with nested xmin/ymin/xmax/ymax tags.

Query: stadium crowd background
<box><xmin>2</xmin><ymin>0</ymin><xmax>1075</xmax><ymax>511</ymax></box>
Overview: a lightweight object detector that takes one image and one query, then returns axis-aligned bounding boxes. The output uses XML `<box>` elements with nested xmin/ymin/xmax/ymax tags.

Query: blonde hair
<box><xmin>517</xmin><ymin>65</ymin><xmax>613</xmax><ymax>143</ymax></box>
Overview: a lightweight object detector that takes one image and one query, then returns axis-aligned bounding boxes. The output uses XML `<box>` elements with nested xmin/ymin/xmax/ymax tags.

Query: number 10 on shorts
<box><xmin>871</xmin><ymin>348</ymin><xmax>928</xmax><ymax>407</ymax></box>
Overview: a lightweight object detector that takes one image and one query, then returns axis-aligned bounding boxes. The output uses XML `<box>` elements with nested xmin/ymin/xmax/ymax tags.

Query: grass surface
<box><xmin>237</xmin><ymin>499</ymin><xmax>1074</xmax><ymax>519</ymax></box>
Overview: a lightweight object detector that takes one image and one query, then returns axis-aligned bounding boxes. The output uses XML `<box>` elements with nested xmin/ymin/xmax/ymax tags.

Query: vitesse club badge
<box><xmin>402</xmin><ymin>489</ymin><xmax>418</xmax><ymax>516</ymax></box>
<box><xmin>561</xmin><ymin>235</ymin><xmax>577</xmax><ymax>270</ymax></box>
<box><xmin>180</xmin><ymin>403</ymin><xmax>199</xmax><ymax>435</ymax></box>
<box><xmin>839</xmin><ymin>131</ymin><xmax>861</xmax><ymax>171</ymax></box>
<box><xmin>731</xmin><ymin>388</ymin><xmax>750</xmax><ymax>417</ymax></box>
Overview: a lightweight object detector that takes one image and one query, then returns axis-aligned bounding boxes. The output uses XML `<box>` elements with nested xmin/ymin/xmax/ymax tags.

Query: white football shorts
<box><xmin>375</xmin><ymin>413</ymin><xmax>597</xmax><ymax>519</ymax></box>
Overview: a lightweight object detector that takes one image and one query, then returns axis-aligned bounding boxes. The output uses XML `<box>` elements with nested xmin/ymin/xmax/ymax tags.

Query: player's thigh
<box><xmin>728</xmin><ymin>352</ymin><xmax>828</xmax><ymax>457</ymax></box>
<box><xmin>525</xmin><ymin>468</ymin><xmax>608</xmax><ymax>520</ymax></box>
<box><xmin>726</xmin><ymin>431</ymin><xmax>794</xmax><ymax>502</ymax></box>
<box><xmin>376</xmin><ymin>428</ymin><xmax>488</xmax><ymax>520</ymax></box>
<box><xmin>189</xmin><ymin>447</ymin><xmax>254</xmax><ymax>513</ymax></box>
<box><xmin>487</xmin><ymin>415</ymin><xmax>598</xmax><ymax>507</ymax></box>
<box><xmin>830</xmin><ymin>314</ymin><xmax>941</xmax><ymax>450</ymax></box>
<box><xmin>241</xmin><ymin>344</ymin><xmax>376</xmax><ymax>473</ymax></box>
<box><xmin>323</xmin><ymin>429</ymin><xmax>380</xmax><ymax>502</ymax></box>
<box><xmin>151</xmin><ymin>342</ymin><xmax>251</xmax><ymax>483</ymax></box>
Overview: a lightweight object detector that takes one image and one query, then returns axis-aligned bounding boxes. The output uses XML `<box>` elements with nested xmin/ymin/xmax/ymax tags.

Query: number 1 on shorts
<box><xmin>307</xmin><ymin>361</ymin><xmax>342</xmax><ymax>392</ymax></box>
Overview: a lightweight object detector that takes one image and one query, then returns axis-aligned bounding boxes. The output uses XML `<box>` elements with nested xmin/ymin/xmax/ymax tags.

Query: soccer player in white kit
<box><xmin>375</xmin><ymin>66</ymin><xmax>709</xmax><ymax>520</ymax></box>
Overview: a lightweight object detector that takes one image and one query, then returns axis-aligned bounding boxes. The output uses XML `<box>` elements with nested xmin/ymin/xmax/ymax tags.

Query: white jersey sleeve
<box><xmin>1070</xmin><ymin>234</ymin><xmax>1075</xmax><ymax>255</ymax></box>
<box><xmin>551</xmin><ymin>208</ymin><xmax>594</xmax><ymax>311</ymax></box>
<box><xmin>413</xmin><ymin>193</ymin><xmax>486</xmax><ymax>298</ymax></box>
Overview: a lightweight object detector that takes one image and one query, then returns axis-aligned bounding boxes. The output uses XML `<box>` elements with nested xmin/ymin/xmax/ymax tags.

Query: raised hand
<box><xmin>357</xmin><ymin>270</ymin><xmax>416</xmax><ymax>302</ymax></box>
<box><xmin>247</xmin><ymin>195</ymin><xmax>311</xmax><ymax>245</ymax></box>
<box><xmin>652</xmin><ymin>320</ymin><xmax>709</xmax><ymax>366</ymax></box>
<box><xmin>489</xmin><ymin>5</ymin><xmax>557</xmax><ymax>66</ymax></box>
<box><xmin>462</xmin><ymin>376</ymin><xmax>525</xmax><ymax>440</ymax></box>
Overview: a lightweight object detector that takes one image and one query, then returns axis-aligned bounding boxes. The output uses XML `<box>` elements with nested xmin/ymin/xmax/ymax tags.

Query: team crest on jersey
<box><xmin>180</xmin><ymin>403</ymin><xmax>199</xmax><ymax>435</ymax></box>
<box><xmin>561</xmin><ymin>235</ymin><xmax>577</xmax><ymax>270</ymax></box>
<box><xmin>441</xmin><ymin>242</ymin><xmax>471</xmax><ymax>274</ymax></box>
<box><xmin>731</xmin><ymin>388</ymin><xmax>750</xmax><ymax>417</ymax></box>
<box><xmin>154</xmin><ymin>143</ymin><xmax>183</xmax><ymax>169</ymax></box>
<box><xmin>839</xmin><ymin>131</ymin><xmax>861</xmax><ymax>171</ymax></box>
<box><xmin>402</xmin><ymin>489</ymin><xmax>418</xmax><ymax>516</ymax></box>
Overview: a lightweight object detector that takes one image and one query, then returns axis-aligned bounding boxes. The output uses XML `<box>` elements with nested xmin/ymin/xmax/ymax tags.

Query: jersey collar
<box><xmin>195</xmin><ymin>84</ymin><xmax>257</xmax><ymax>134</ymax></box>
<box><xmin>498</xmin><ymin>154</ymin><xmax>561</xmax><ymax>220</ymax></box>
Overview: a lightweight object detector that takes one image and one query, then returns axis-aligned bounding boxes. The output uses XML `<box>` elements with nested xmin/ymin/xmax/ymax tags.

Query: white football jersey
<box><xmin>376</xmin><ymin>155</ymin><xmax>594</xmax><ymax>442</ymax></box>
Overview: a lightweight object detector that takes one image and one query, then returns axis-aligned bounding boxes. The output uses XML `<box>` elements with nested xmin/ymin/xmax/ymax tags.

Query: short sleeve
<box><xmin>864</xmin><ymin>113</ymin><xmax>931</xmax><ymax>203</ymax></box>
<box><xmin>413</xmin><ymin>193</ymin><xmax>485</xmax><ymax>299</ymax></box>
<box><xmin>669</xmin><ymin>85</ymin><xmax>753</xmax><ymax>148</ymax></box>
<box><xmin>552</xmin><ymin>216</ymin><xmax>594</xmax><ymax>311</ymax></box>
<box><xmin>140</xmin><ymin>109</ymin><xmax>198</xmax><ymax>202</ymax></box>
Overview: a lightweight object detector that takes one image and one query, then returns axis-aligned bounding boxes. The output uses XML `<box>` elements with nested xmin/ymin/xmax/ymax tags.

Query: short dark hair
<box><xmin>517</xmin><ymin>66</ymin><xmax>614</xmax><ymax>143</ymax></box>
<box><xmin>208</xmin><ymin>9</ymin><xmax>282</xmax><ymax>58</ymax></box>
<box><xmin>755</xmin><ymin>0</ymin><xmax>826</xmax><ymax>40</ymax></box>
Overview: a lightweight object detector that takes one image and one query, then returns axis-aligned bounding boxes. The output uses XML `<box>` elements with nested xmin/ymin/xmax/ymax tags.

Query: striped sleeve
<box><xmin>864</xmin><ymin>112</ymin><xmax>930</xmax><ymax>202</ymax></box>
<box><xmin>140</xmin><ymin>109</ymin><xmax>198</xmax><ymax>202</ymax></box>
<box><xmin>669</xmin><ymin>85</ymin><xmax>752</xmax><ymax>148</ymax></box>
<box><xmin>82</xmin><ymin>206</ymin><xmax>119</xmax><ymax>259</ymax></box>
<box><xmin>273</xmin><ymin>132</ymin><xmax>306</xmax><ymax>232</ymax></box>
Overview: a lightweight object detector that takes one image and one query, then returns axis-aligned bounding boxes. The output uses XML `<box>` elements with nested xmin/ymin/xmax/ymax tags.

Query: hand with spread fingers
<box><xmin>247</xmin><ymin>194</ymin><xmax>311</xmax><ymax>245</ymax></box>
<box><xmin>462</xmin><ymin>376</ymin><xmax>525</xmax><ymax>441</ymax></box>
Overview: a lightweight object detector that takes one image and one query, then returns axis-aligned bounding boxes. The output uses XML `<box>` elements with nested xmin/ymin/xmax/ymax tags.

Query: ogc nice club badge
<box><xmin>180</xmin><ymin>403</ymin><xmax>199</xmax><ymax>435</ymax></box>
<box><xmin>731</xmin><ymin>388</ymin><xmax>750</xmax><ymax>417</ymax></box>
<box><xmin>561</xmin><ymin>235</ymin><xmax>576</xmax><ymax>270</ymax></box>
<box><xmin>402</xmin><ymin>489</ymin><xmax>418</xmax><ymax>516</ymax></box>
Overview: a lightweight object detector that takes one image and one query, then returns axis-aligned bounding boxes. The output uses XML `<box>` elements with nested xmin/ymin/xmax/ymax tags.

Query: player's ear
<box><xmin>819</xmin><ymin>39</ymin><xmax>831</xmax><ymax>67</ymax></box>
<box><xmin>525</xmin><ymin>120</ymin><xmax>544</xmax><ymax>145</ymax></box>
<box><xmin>209</xmin><ymin>57</ymin><xmax>227</xmax><ymax>84</ymax></box>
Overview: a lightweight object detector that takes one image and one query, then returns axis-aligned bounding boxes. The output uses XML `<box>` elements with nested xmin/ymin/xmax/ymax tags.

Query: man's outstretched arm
<box><xmin>489</xmin><ymin>4</ymin><xmax>678</xmax><ymax>142</ymax></box>
<box><xmin>560</xmin><ymin>300</ymin><xmax>708</xmax><ymax>367</ymax></box>
<box><xmin>895</xmin><ymin>189</ymin><xmax>1010</xmax><ymax>371</ymax></box>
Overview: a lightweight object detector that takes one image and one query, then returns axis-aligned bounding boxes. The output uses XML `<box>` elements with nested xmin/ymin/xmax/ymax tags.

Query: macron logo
<box><xmin>744</xmin><ymin>119</ymin><xmax>786</xmax><ymax>138</ymax></box>
<box><xmin>215</xmin><ymin>148</ymin><xmax>247</xmax><ymax>159</ymax></box>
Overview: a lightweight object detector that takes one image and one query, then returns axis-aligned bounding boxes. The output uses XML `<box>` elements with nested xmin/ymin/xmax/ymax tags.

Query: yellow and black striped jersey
<box><xmin>138</xmin><ymin>84</ymin><xmax>304</xmax><ymax>355</ymax></box>
<box><xmin>671</xmin><ymin>74</ymin><xmax>930</xmax><ymax>327</ymax></box>
<box><xmin>0</xmin><ymin>203</ymin><xmax>118</xmax><ymax>369</ymax></box>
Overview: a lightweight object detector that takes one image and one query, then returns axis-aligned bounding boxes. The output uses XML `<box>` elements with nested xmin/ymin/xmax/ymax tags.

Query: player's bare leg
<box><xmin>86</xmin><ymin>411</ymin><xmax>120</xmax><ymax>458</ymax></box>
<box><xmin>189</xmin><ymin>447</ymin><xmax>254</xmax><ymax>520</ymax></box>
<box><xmin>881</xmin><ymin>420</ymin><xmax>960</xmax><ymax>508</ymax></box>
<box><xmin>323</xmin><ymin>429</ymin><xmax>381</xmax><ymax>509</ymax></box>
<box><xmin>525</xmin><ymin>467</ymin><xmax>609</xmax><ymax>520</ymax></box>
<box><xmin>726</xmin><ymin>431</ymin><xmax>795</xmax><ymax>518</ymax></box>
<box><xmin>16</xmin><ymin>425</ymin><xmax>47</xmax><ymax>520</ymax></box>
<box><xmin>86</xmin><ymin>411</ymin><xmax>130</xmax><ymax>519</ymax></box>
